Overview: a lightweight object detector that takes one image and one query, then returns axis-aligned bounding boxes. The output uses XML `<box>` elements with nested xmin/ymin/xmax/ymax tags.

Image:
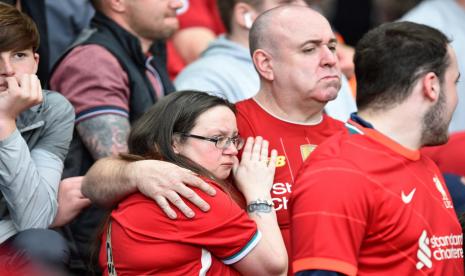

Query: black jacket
<box><xmin>50</xmin><ymin>11</ymin><xmax>174</xmax><ymax>274</ymax></box>
<box><xmin>52</xmin><ymin>11</ymin><xmax>174</xmax><ymax>178</ymax></box>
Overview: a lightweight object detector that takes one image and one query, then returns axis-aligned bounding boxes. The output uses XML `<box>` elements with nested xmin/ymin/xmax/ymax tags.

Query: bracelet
<box><xmin>247</xmin><ymin>199</ymin><xmax>274</xmax><ymax>213</ymax></box>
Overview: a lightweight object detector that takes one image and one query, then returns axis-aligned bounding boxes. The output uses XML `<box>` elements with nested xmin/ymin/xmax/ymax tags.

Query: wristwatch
<box><xmin>247</xmin><ymin>199</ymin><xmax>274</xmax><ymax>213</ymax></box>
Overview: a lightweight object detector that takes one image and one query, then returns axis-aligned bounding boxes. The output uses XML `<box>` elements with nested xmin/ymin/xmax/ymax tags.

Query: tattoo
<box><xmin>77</xmin><ymin>114</ymin><xmax>130</xmax><ymax>160</ymax></box>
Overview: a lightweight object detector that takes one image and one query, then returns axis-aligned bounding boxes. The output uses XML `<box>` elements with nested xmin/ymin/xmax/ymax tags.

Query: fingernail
<box><xmin>187</xmin><ymin>211</ymin><xmax>195</xmax><ymax>218</ymax></box>
<box><xmin>201</xmin><ymin>204</ymin><xmax>211</xmax><ymax>212</ymax></box>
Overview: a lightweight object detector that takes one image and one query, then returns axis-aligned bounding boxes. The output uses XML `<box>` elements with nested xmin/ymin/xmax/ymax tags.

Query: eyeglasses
<box><xmin>176</xmin><ymin>133</ymin><xmax>245</xmax><ymax>150</ymax></box>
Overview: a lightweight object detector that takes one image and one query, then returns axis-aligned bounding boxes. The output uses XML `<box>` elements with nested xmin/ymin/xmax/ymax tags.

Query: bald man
<box><xmin>234</xmin><ymin>6</ymin><xmax>345</xmax><ymax>271</ymax></box>
<box><xmin>82</xmin><ymin>5</ymin><xmax>346</xmax><ymax>274</ymax></box>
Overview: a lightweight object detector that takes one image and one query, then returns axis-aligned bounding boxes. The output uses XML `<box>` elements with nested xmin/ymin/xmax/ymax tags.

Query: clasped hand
<box><xmin>0</xmin><ymin>75</ymin><xmax>42</xmax><ymax>121</ymax></box>
<box><xmin>233</xmin><ymin>136</ymin><xmax>277</xmax><ymax>200</ymax></box>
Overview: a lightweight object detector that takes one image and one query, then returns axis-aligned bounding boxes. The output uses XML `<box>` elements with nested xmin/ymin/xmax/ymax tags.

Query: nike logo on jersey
<box><xmin>401</xmin><ymin>188</ymin><xmax>416</xmax><ymax>204</ymax></box>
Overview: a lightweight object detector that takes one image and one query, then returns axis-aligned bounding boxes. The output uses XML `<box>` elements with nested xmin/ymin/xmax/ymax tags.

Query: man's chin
<box><xmin>421</xmin><ymin>131</ymin><xmax>449</xmax><ymax>147</ymax></box>
<box><xmin>163</xmin><ymin>20</ymin><xmax>179</xmax><ymax>38</ymax></box>
<box><xmin>321</xmin><ymin>88</ymin><xmax>340</xmax><ymax>103</ymax></box>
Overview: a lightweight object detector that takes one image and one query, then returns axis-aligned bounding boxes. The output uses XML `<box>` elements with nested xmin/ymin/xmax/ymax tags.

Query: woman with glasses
<box><xmin>99</xmin><ymin>91</ymin><xmax>287</xmax><ymax>275</ymax></box>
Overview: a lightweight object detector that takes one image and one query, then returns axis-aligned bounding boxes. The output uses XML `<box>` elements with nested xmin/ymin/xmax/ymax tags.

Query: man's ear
<box><xmin>422</xmin><ymin>72</ymin><xmax>441</xmax><ymax>102</ymax></box>
<box><xmin>32</xmin><ymin>53</ymin><xmax>39</xmax><ymax>74</ymax></box>
<box><xmin>253</xmin><ymin>49</ymin><xmax>274</xmax><ymax>81</ymax></box>
<box><xmin>234</xmin><ymin>2</ymin><xmax>256</xmax><ymax>30</ymax></box>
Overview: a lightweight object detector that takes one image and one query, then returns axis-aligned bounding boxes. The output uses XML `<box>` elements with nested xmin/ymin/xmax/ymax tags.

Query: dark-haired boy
<box><xmin>0</xmin><ymin>2</ymin><xmax>74</xmax><ymax>270</ymax></box>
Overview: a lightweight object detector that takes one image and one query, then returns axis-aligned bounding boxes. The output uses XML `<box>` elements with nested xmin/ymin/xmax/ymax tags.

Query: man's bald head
<box><xmin>249</xmin><ymin>5</ymin><xmax>331</xmax><ymax>57</ymax></box>
<box><xmin>250</xmin><ymin>4</ymin><xmax>341</xmax><ymax>106</ymax></box>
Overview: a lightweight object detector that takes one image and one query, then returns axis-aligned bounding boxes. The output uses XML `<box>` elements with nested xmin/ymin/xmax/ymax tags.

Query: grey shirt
<box><xmin>0</xmin><ymin>90</ymin><xmax>74</xmax><ymax>243</ymax></box>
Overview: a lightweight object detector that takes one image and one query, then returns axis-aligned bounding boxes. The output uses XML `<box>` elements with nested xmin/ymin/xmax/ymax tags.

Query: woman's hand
<box><xmin>232</xmin><ymin>136</ymin><xmax>277</xmax><ymax>201</ymax></box>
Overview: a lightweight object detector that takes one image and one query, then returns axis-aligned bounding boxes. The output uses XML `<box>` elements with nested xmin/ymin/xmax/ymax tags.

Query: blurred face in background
<box><xmin>124</xmin><ymin>0</ymin><xmax>183</xmax><ymax>41</ymax></box>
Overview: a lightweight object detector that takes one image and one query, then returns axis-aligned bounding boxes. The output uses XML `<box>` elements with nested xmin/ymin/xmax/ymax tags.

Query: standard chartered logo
<box><xmin>416</xmin><ymin>230</ymin><xmax>464</xmax><ymax>271</ymax></box>
<box><xmin>416</xmin><ymin>230</ymin><xmax>432</xmax><ymax>270</ymax></box>
<box><xmin>271</xmin><ymin>182</ymin><xmax>292</xmax><ymax>210</ymax></box>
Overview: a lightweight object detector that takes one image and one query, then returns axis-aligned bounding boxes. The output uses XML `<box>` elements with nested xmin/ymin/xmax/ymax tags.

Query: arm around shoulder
<box><xmin>83</xmin><ymin>157</ymin><xmax>216</xmax><ymax>219</ymax></box>
<box><xmin>82</xmin><ymin>157</ymin><xmax>138</xmax><ymax>207</ymax></box>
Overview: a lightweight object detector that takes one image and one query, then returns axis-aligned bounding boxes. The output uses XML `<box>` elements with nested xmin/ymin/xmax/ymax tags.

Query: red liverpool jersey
<box><xmin>291</xmin><ymin>119</ymin><xmax>464</xmax><ymax>275</ymax></box>
<box><xmin>236</xmin><ymin>98</ymin><xmax>345</xmax><ymax>261</ymax></box>
<box><xmin>99</xmin><ymin>177</ymin><xmax>259</xmax><ymax>275</ymax></box>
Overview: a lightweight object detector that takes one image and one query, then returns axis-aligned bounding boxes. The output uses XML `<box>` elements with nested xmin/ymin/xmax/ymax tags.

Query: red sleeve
<box><xmin>49</xmin><ymin>45</ymin><xmax>130</xmax><ymax>122</ymax></box>
<box><xmin>291</xmin><ymin>160</ymin><xmax>375</xmax><ymax>276</ymax></box>
<box><xmin>113</xmin><ymin>179</ymin><xmax>259</xmax><ymax>263</ymax></box>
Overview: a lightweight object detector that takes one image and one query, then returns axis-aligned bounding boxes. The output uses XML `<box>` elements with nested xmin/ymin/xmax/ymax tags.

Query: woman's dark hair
<box><xmin>122</xmin><ymin>90</ymin><xmax>236</xmax><ymax>188</ymax></box>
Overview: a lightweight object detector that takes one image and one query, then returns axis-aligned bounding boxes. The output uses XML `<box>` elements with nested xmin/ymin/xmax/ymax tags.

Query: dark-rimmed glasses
<box><xmin>176</xmin><ymin>133</ymin><xmax>244</xmax><ymax>150</ymax></box>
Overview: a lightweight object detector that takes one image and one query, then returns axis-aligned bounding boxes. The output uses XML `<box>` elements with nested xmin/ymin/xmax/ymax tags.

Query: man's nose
<box><xmin>0</xmin><ymin>59</ymin><xmax>14</xmax><ymax>77</ymax></box>
<box><xmin>321</xmin><ymin>46</ymin><xmax>338</xmax><ymax>68</ymax></box>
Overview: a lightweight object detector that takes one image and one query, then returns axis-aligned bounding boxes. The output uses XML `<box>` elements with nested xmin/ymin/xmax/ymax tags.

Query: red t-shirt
<box><xmin>99</xmin><ymin>177</ymin><xmax>260</xmax><ymax>275</ymax></box>
<box><xmin>235</xmin><ymin>98</ymin><xmax>345</xmax><ymax>268</ymax></box>
<box><xmin>291</xmin><ymin>120</ymin><xmax>464</xmax><ymax>275</ymax></box>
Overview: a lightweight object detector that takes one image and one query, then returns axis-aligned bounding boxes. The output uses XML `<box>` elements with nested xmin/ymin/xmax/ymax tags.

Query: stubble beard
<box><xmin>420</xmin><ymin>88</ymin><xmax>450</xmax><ymax>147</ymax></box>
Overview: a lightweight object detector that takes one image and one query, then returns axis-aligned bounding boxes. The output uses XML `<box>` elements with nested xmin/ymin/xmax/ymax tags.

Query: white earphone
<box><xmin>244</xmin><ymin>12</ymin><xmax>253</xmax><ymax>29</ymax></box>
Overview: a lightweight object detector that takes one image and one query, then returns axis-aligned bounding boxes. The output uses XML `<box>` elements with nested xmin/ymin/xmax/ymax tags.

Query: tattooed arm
<box><xmin>76</xmin><ymin>114</ymin><xmax>130</xmax><ymax>159</ymax></box>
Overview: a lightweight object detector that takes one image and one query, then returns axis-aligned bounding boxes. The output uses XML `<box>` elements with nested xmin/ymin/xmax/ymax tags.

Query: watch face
<box><xmin>247</xmin><ymin>201</ymin><xmax>273</xmax><ymax>213</ymax></box>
